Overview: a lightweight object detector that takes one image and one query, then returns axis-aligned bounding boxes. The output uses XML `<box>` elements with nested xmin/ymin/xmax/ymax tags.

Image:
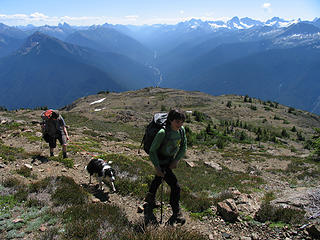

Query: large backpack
<box><xmin>140</xmin><ymin>113</ymin><xmax>184</xmax><ymax>154</ymax></box>
<box><xmin>40</xmin><ymin>109</ymin><xmax>53</xmax><ymax>134</ymax></box>
<box><xmin>140</xmin><ymin>113</ymin><xmax>168</xmax><ymax>154</ymax></box>
<box><xmin>40</xmin><ymin>109</ymin><xmax>59</xmax><ymax>142</ymax></box>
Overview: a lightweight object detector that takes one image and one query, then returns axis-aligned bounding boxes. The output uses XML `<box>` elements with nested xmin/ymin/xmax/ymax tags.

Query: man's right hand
<box><xmin>155</xmin><ymin>167</ymin><xmax>165</xmax><ymax>177</ymax></box>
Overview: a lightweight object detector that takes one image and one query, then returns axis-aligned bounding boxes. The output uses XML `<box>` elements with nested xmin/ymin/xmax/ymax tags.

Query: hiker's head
<box><xmin>167</xmin><ymin>109</ymin><xmax>185</xmax><ymax>130</ymax></box>
<box><xmin>51</xmin><ymin>111</ymin><xmax>59</xmax><ymax>120</ymax></box>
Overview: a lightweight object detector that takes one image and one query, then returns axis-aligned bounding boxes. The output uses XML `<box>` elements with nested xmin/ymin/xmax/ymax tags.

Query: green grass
<box><xmin>49</xmin><ymin>155</ymin><xmax>74</xmax><ymax>168</ymax></box>
<box><xmin>0</xmin><ymin>122</ymin><xmax>22</xmax><ymax>133</ymax></box>
<box><xmin>52</xmin><ymin>176</ymin><xmax>89</xmax><ymax>206</ymax></box>
<box><xmin>16</xmin><ymin>166</ymin><xmax>37</xmax><ymax>179</ymax></box>
<box><xmin>98</xmin><ymin>153</ymin><xmax>264</xmax><ymax>215</ymax></box>
<box><xmin>255</xmin><ymin>202</ymin><xmax>306</xmax><ymax>225</ymax></box>
<box><xmin>0</xmin><ymin>143</ymin><xmax>27</xmax><ymax>162</ymax></box>
<box><xmin>63</xmin><ymin>112</ymin><xmax>144</xmax><ymax>142</ymax></box>
<box><xmin>21</xmin><ymin>132</ymin><xmax>42</xmax><ymax>143</ymax></box>
<box><xmin>0</xmin><ymin>195</ymin><xmax>17</xmax><ymax>214</ymax></box>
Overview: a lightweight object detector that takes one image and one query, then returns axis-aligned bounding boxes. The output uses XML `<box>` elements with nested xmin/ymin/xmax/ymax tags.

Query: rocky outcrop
<box><xmin>217</xmin><ymin>198</ymin><xmax>239</xmax><ymax>223</ymax></box>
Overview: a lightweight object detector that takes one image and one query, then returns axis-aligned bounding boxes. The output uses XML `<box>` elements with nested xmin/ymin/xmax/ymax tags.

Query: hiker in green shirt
<box><xmin>144</xmin><ymin>109</ymin><xmax>187</xmax><ymax>225</ymax></box>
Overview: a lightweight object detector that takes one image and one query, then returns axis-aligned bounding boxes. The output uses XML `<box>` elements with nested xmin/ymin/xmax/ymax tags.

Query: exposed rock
<box><xmin>16</xmin><ymin>120</ymin><xmax>27</xmax><ymax>124</ymax></box>
<box><xmin>235</xmin><ymin>193</ymin><xmax>260</xmax><ymax>217</ymax></box>
<box><xmin>240</xmin><ymin>237</ymin><xmax>252</xmax><ymax>240</ymax></box>
<box><xmin>24</xmin><ymin>164</ymin><xmax>33</xmax><ymax>169</ymax></box>
<box><xmin>22</xmin><ymin>128</ymin><xmax>33</xmax><ymax>133</ymax></box>
<box><xmin>186</xmin><ymin>161</ymin><xmax>196</xmax><ymax>168</ymax></box>
<box><xmin>217</xmin><ymin>199</ymin><xmax>239</xmax><ymax>223</ymax></box>
<box><xmin>39</xmin><ymin>225</ymin><xmax>47</xmax><ymax>232</ymax></box>
<box><xmin>271</xmin><ymin>186</ymin><xmax>320</xmax><ymax>218</ymax></box>
<box><xmin>204</xmin><ymin>161</ymin><xmax>222</xmax><ymax>171</ymax></box>
<box><xmin>12</xmin><ymin>218</ymin><xmax>24</xmax><ymax>223</ymax></box>
<box><xmin>35</xmin><ymin>132</ymin><xmax>43</xmax><ymax>137</ymax></box>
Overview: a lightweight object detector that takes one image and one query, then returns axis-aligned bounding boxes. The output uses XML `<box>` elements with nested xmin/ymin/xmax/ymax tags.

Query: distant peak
<box><xmin>230</xmin><ymin>16</ymin><xmax>240</xmax><ymax>21</ymax></box>
<box><xmin>18</xmin><ymin>32</ymin><xmax>61</xmax><ymax>56</ymax></box>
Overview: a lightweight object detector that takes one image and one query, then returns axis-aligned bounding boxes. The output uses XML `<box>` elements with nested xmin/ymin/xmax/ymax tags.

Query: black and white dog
<box><xmin>85</xmin><ymin>158</ymin><xmax>116</xmax><ymax>192</ymax></box>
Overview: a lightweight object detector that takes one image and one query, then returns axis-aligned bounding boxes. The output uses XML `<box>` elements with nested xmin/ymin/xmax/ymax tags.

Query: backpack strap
<box><xmin>179</xmin><ymin>127</ymin><xmax>185</xmax><ymax>146</ymax></box>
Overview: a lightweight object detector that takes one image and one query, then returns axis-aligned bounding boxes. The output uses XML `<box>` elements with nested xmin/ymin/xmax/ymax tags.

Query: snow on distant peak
<box><xmin>240</xmin><ymin>22</ymin><xmax>255</xmax><ymax>29</ymax></box>
<box><xmin>278</xmin><ymin>19</ymin><xmax>297</xmax><ymax>28</ymax></box>
<box><xmin>234</xmin><ymin>23</ymin><xmax>245</xmax><ymax>30</ymax></box>
<box><xmin>208</xmin><ymin>23</ymin><xmax>227</xmax><ymax>29</ymax></box>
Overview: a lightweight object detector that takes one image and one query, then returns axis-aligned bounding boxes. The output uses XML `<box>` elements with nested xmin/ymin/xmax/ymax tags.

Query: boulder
<box><xmin>217</xmin><ymin>198</ymin><xmax>239</xmax><ymax>223</ymax></box>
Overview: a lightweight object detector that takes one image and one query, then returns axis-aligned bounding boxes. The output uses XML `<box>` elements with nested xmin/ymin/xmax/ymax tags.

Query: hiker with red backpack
<box><xmin>142</xmin><ymin>109</ymin><xmax>187</xmax><ymax>225</ymax></box>
<box><xmin>41</xmin><ymin>110</ymin><xmax>69</xmax><ymax>158</ymax></box>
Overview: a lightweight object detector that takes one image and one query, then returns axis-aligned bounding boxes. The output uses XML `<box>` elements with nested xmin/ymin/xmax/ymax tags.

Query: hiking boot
<box><xmin>50</xmin><ymin>152</ymin><xmax>54</xmax><ymax>157</ymax></box>
<box><xmin>166</xmin><ymin>211</ymin><xmax>186</xmax><ymax>226</ymax></box>
<box><xmin>144</xmin><ymin>204</ymin><xmax>159</xmax><ymax>226</ymax></box>
<box><xmin>63</xmin><ymin>152</ymin><xmax>68</xmax><ymax>159</ymax></box>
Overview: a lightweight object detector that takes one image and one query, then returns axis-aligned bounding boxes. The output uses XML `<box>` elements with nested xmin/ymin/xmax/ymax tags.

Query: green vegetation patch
<box><xmin>122</xmin><ymin>225</ymin><xmax>208</xmax><ymax>240</ymax></box>
<box><xmin>21</xmin><ymin>131</ymin><xmax>42</xmax><ymax>143</ymax></box>
<box><xmin>63</xmin><ymin>112</ymin><xmax>144</xmax><ymax>142</ymax></box>
<box><xmin>0</xmin><ymin>195</ymin><xmax>17</xmax><ymax>214</ymax></box>
<box><xmin>62</xmin><ymin>203</ymin><xmax>129</xmax><ymax>240</ymax></box>
<box><xmin>68</xmin><ymin>137</ymin><xmax>102</xmax><ymax>155</ymax></box>
<box><xmin>0</xmin><ymin>143</ymin><xmax>27</xmax><ymax>162</ymax></box>
<box><xmin>255</xmin><ymin>202</ymin><xmax>306</xmax><ymax>225</ymax></box>
<box><xmin>52</xmin><ymin>176</ymin><xmax>89</xmax><ymax>206</ymax></box>
<box><xmin>0</xmin><ymin>122</ymin><xmax>22</xmax><ymax>133</ymax></box>
<box><xmin>49</xmin><ymin>155</ymin><xmax>74</xmax><ymax>168</ymax></box>
<box><xmin>16</xmin><ymin>166</ymin><xmax>37</xmax><ymax>179</ymax></box>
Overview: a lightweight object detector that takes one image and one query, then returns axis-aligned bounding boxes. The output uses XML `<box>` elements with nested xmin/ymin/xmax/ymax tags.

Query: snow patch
<box><xmin>209</xmin><ymin>23</ymin><xmax>227</xmax><ymax>29</ymax></box>
<box><xmin>90</xmin><ymin>98</ymin><xmax>106</xmax><ymax>105</ymax></box>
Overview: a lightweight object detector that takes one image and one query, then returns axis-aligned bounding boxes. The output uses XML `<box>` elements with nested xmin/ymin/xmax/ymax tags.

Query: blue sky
<box><xmin>0</xmin><ymin>0</ymin><xmax>319</xmax><ymax>26</ymax></box>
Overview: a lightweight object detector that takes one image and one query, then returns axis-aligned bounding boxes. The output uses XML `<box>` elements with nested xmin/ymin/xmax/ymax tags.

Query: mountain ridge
<box><xmin>0</xmin><ymin>17</ymin><xmax>319</xmax><ymax>114</ymax></box>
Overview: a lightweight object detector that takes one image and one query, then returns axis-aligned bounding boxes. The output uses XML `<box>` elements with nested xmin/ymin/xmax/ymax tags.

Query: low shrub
<box><xmin>50</xmin><ymin>156</ymin><xmax>74</xmax><ymax>168</ymax></box>
<box><xmin>255</xmin><ymin>202</ymin><xmax>306</xmax><ymax>225</ymax></box>
<box><xmin>122</xmin><ymin>225</ymin><xmax>208</xmax><ymax>240</ymax></box>
<box><xmin>2</xmin><ymin>177</ymin><xmax>23</xmax><ymax>189</ymax></box>
<box><xmin>62</xmin><ymin>203</ymin><xmax>129</xmax><ymax>240</ymax></box>
<box><xmin>52</xmin><ymin>176</ymin><xmax>89</xmax><ymax>206</ymax></box>
<box><xmin>16</xmin><ymin>166</ymin><xmax>37</xmax><ymax>179</ymax></box>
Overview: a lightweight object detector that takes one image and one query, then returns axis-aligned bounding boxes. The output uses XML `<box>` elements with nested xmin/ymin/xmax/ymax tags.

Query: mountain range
<box><xmin>0</xmin><ymin>16</ymin><xmax>319</xmax><ymax>113</ymax></box>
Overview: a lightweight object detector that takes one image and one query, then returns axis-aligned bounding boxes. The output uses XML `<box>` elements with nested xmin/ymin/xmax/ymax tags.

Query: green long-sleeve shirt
<box><xmin>149</xmin><ymin>126</ymin><xmax>187</xmax><ymax>168</ymax></box>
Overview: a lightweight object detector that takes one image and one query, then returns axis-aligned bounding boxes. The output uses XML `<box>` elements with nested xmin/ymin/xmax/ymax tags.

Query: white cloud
<box><xmin>180</xmin><ymin>10</ymin><xmax>184</xmax><ymax>15</ymax></box>
<box><xmin>0</xmin><ymin>12</ymin><xmax>115</xmax><ymax>26</ymax></box>
<box><xmin>30</xmin><ymin>12</ymin><xmax>48</xmax><ymax>19</ymax></box>
<box><xmin>262</xmin><ymin>3</ymin><xmax>271</xmax><ymax>10</ymax></box>
<box><xmin>125</xmin><ymin>15</ymin><xmax>139</xmax><ymax>22</ymax></box>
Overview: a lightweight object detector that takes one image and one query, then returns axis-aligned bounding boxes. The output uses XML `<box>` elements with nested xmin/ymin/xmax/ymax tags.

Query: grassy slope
<box><xmin>1</xmin><ymin>87</ymin><xmax>320</xmax><ymax>239</ymax></box>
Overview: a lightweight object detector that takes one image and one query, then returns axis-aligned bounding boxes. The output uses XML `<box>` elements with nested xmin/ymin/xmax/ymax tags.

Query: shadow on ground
<box><xmin>82</xmin><ymin>183</ymin><xmax>111</xmax><ymax>202</ymax></box>
<box><xmin>31</xmin><ymin>154</ymin><xmax>49</xmax><ymax>163</ymax></box>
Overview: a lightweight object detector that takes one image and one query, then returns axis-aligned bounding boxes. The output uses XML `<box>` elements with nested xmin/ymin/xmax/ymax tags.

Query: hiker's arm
<box><xmin>60</xmin><ymin>116</ymin><xmax>69</xmax><ymax>140</ymax></box>
<box><xmin>63</xmin><ymin>126</ymin><xmax>69</xmax><ymax>140</ymax></box>
<box><xmin>172</xmin><ymin>127</ymin><xmax>187</xmax><ymax>164</ymax></box>
<box><xmin>149</xmin><ymin>129</ymin><xmax>165</xmax><ymax>170</ymax></box>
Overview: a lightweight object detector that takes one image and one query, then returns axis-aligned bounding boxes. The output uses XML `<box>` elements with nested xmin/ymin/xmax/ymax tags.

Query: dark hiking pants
<box><xmin>148</xmin><ymin>167</ymin><xmax>181</xmax><ymax>213</ymax></box>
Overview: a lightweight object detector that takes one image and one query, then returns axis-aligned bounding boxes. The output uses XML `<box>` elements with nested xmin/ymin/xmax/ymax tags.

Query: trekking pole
<box><xmin>160</xmin><ymin>178</ymin><xmax>164</xmax><ymax>224</ymax></box>
<box><xmin>40</xmin><ymin>136</ymin><xmax>42</xmax><ymax>151</ymax></box>
<box><xmin>160</xmin><ymin>169</ymin><xmax>166</xmax><ymax>224</ymax></box>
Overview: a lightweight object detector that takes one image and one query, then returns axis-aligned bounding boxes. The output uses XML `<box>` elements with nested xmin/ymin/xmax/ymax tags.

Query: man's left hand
<box><xmin>169</xmin><ymin>160</ymin><xmax>178</xmax><ymax>169</ymax></box>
